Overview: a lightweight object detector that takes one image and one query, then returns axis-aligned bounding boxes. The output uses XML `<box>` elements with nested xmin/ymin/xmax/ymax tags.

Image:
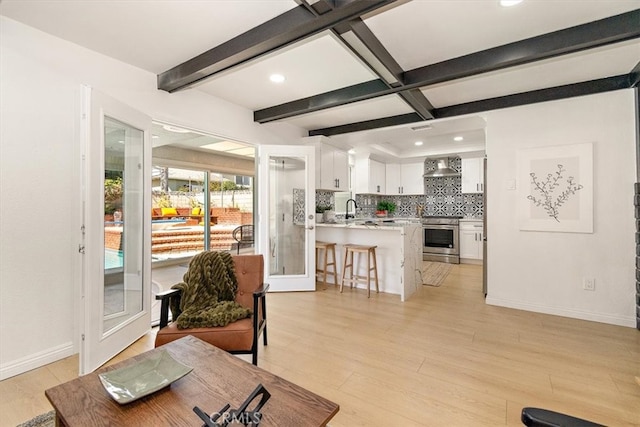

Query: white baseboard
<box><xmin>485</xmin><ymin>296</ymin><xmax>636</xmax><ymax>328</ymax></box>
<box><xmin>0</xmin><ymin>342</ymin><xmax>75</xmax><ymax>380</ymax></box>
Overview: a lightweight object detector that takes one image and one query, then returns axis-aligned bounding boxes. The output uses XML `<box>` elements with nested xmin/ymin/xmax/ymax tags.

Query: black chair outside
<box><xmin>233</xmin><ymin>224</ymin><xmax>254</xmax><ymax>254</ymax></box>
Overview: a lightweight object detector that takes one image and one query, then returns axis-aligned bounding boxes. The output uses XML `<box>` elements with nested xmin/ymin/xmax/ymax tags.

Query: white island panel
<box><xmin>316</xmin><ymin>223</ymin><xmax>422</xmax><ymax>301</ymax></box>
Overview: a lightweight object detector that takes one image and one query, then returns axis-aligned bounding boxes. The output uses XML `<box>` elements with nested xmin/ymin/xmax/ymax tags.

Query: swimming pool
<box><xmin>105</xmin><ymin>249</ymin><xmax>123</xmax><ymax>270</ymax></box>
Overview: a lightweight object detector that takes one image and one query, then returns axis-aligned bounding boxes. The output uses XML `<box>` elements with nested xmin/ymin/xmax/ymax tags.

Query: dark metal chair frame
<box><xmin>233</xmin><ymin>224</ymin><xmax>254</xmax><ymax>254</ymax></box>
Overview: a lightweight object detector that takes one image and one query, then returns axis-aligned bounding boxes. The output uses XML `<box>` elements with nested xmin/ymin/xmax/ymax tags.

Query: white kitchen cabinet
<box><xmin>355</xmin><ymin>157</ymin><xmax>385</xmax><ymax>194</ymax></box>
<box><xmin>459</xmin><ymin>220</ymin><xmax>483</xmax><ymax>262</ymax></box>
<box><xmin>385</xmin><ymin>162</ymin><xmax>424</xmax><ymax>195</ymax></box>
<box><xmin>461</xmin><ymin>157</ymin><xmax>484</xmax><ymax>194</ymax></box>
<box><xmin>401</xmin><ymin>162</ymin><xmax>425</xmax><ymax>194</ymax></box>
<box><xmin>316</xmin><ymin>144</ymin><xmax>349</xmax><ymax>191</ymax></box>
<box><xmin>385</xmin><ymin>163</ymin><xmax>401</xmax><ymax>195</ymax></box>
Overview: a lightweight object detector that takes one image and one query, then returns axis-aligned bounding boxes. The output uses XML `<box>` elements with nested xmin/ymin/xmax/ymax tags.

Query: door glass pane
<box><xmin>104</xmin><ymin>117</ymin><xmax>144</xmax><ymax>332</ymax></box>
<box><xmin>151</xmin><ymin>167</ymin><xmax>207</xmax><ymax>260</ymax></box>
<box><xmin>269</xmin><ymin>156</ymin><xmax>306</xmax><ymax>276</ymax></box>
<box><xmin>149</xmin><ymin>167</ymin><xmax>255</xmax><ymax>262</ymax></box>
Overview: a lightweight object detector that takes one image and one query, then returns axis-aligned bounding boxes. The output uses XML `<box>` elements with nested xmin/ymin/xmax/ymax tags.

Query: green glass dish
<box><xmin>98</xmin><ymin>350</ymin><xmax>193</xmax><ymax>404</ymax></box>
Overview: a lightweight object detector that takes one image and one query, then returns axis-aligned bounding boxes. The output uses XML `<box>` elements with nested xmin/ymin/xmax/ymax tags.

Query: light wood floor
<box><xmin>2</xmin><ymin>264</ymin><xmax>639</xmax><ymax>426</ymax></box>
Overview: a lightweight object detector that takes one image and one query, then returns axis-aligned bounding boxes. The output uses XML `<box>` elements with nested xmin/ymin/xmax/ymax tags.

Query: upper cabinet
<box><xmin>461</xmin><ymin>157</ymin><xmax>484</xmax><ymax>194</ymax></box>
<box><xmin>402</xmin><ymin>162</ymin><xmax>425</xmax><ymax>194</ymax></box>
<box><xmin>354</xmin><ymin>157</ymin><xmax>385</xmax><ymax>194</ymax></box>
<box><xmin>385</xmin><ymin>163</ymin><xmax>401</xmax><ymax>195</ymax></box>
<box><xmin>386</xmin><ymin>162</ymin><xmax>424</xmax><ymax>195</ymax></box>
<box><xmin>316</xmin><ymin>143</ymin><xmax>349</xmax><ymax>191</ymax></box>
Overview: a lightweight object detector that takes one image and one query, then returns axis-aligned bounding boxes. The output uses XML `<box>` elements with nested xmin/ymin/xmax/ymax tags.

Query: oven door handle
<box><xmin>423</xmin><ymin>224</ymin><xmax>457</xmax><ymax>230</ymax></box>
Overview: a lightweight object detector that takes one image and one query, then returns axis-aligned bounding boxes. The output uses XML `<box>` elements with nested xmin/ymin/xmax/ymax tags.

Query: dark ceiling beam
<box><xmin>255</xmin><ymin>9</ymin><xmax>640</xmax><ymax>123</ymax></box>
<box><xmin>308</xmin><ymin>74</ymin><xmax>633</xmax><ymax>136</ymax></box>
<box><xmin>254</xmin><ymin>79</ymin><xmax>392</xmax><ymax>122</ymax></box>
<box><xmin>300</xmin><ymin>0</ymin><xmax>435</xmax><ymax>120</ymax></box>
<box><xmin>404</xmin><ymin>9</ymin><xmax>640</xmax><ymax>88</ymax></box>
<box><xmin>309</xmin><ymin>113</ymin><xmax>422</xmax><ymax>137</ymax></box>
<box><xmin>398</xmin><ymin>88</ymin><xmax>435</xmax><ymax>120</ymax></box>
<box><xmin>335</xmin><ymin>18</ymin><xmax>404</xmax><ymax>85</ymax></box>
<box><xmin>435</xmin><ymin>75</ymin><xmax>632</xmax><ymax>118</ymax></box>
<box><xmin>631</xmin><ymin>61</ymin><xmax>640</xmax><ymax>88</ymax></box>
<box><xmin>339</xmin><ymin>20</ymin><xmax>435</xmax><ymax>119</ymax></box>
<box><xmin>302</xmin><ymin>0</ymin><xmax>336</xmax><ymax>16</ymax></box>
<box><xmin>157</xmin><ymin>0</ymin><xmax>398</xmax><ymax>93</ymax></box>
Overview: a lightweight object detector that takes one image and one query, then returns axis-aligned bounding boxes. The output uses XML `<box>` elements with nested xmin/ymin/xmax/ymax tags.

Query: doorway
<box><xmin>257</xmin><ymin>145</ymin><xmax>316</xmax><ymax>292</ymax></box>
<box><xmin>149</xmin><ymin>122</ymin><xmax>257</xmax><ymax>323</ymax></box>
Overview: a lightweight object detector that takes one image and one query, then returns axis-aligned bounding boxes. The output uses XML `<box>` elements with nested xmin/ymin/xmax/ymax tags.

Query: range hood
<box><xmin>423</xmin><ymin>158</ymin><xmax>460</xmax><ymax>177</ymax></box>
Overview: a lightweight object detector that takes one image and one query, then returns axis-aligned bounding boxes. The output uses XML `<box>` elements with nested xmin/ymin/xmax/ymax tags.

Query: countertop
<box><xmin>316</xmin><ymin>219</ymin><xmax>420</xmax><ymax>230</ymax></box>
<box><xmin>317</xmin><ymin>217</ymin><xmax>483</xmax><ymax>228</ymax></box>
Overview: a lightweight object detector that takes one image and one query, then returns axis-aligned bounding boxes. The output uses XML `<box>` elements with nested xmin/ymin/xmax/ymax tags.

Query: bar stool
<box><xmin>340</xmin><ymin>244</ymin><xmax>379</xmax><ymax>298</ymax></box>
<box><xmin>315</xmin><ymin>241</ymin><xmax>337</xmax><ymax>289</ymax></box>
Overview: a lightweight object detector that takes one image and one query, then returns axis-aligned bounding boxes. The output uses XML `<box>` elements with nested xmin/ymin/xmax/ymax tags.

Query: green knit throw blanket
<box><xmin>171</xmin><ymin>251</ymin><xmax>252</xmax><ymax>329</ymax></box>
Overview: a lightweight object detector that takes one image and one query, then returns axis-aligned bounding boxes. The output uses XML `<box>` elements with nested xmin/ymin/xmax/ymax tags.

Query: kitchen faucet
<box><xmin>345</xmin><ymin>198</ymin><xmax>358</xmax><ymax>219</ymax></box>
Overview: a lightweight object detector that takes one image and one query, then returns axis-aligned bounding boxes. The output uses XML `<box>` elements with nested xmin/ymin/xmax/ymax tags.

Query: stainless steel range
<box><xmin>422</xmin><ymin>217</ymin><xmax>460</xmax><ymax>264</ymax></box>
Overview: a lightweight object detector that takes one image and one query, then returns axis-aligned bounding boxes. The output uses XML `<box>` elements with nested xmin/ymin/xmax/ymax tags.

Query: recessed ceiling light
<box><xmin>414</xmin><ymin>141</ymin><xmax>423</xmax><ymax>146</ymax></box>
<box><xmin>348</xmin><ymin>149</ymin><xmax>356</xmax><ymax>154</ymax></box>
<box><xmin>500</xmin><ymin>0</ymin><xmax>523</xmax><ymax>6</ymax></box>
<box><xmin>269</xmin><ymin>74</ymin><xmax>285</xmax><ymax>83</ymax></box>
<box><xmin>454</xmin><ymin>136</ymin><xmax>464</xmax><ymax>142</ymax></box>
<box><xmin>152</xmin><ymin>135</ymin><xmax>159</xmax><ymax>139</ymax></box>
<box><xmin>162</xmin><ymin>124</ymin><xmax>190</xmax><ymax>133</ymax></box>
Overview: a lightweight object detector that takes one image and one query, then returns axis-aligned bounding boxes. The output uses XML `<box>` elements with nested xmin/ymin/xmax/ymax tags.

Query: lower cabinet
<box><xmin>459</xmin><ymin>221</ymin><xmax>483</xmax><ymax>263</ymax></box>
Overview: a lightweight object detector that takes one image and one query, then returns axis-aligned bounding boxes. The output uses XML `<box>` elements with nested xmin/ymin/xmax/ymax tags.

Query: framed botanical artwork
<box><xmin>517</xmin><ymin>142</ymin><xmax>593</xmax><ymax>233</ymax></box>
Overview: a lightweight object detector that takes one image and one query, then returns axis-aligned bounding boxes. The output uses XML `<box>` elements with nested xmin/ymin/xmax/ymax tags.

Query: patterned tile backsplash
<box><xmin>315</xmin><ymin>156</ymin><xmax>484</xmax><ymax>219</ymax></box>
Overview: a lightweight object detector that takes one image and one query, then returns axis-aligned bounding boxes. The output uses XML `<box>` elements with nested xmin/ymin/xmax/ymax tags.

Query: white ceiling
<box><xmin>365</xmin><ymin>0</ymin><xmax>639</xmax><ymax>69</ymax></box>
<box><xmin>2</xmin><ymin>0</ymin><xmax>638</xmax><ymax>161</ymax></box>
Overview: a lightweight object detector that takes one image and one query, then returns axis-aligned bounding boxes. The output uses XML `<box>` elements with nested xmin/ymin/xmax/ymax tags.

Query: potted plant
<box><xmin>376</xmin><ymin>200</ymin><xmax>396</xmax><ymax>217</ymax></box>
<box><xmin>316</xmin><ymin>204</ymin><xmax>332</xmax><ymax>223</ymax></box>
<box><xmin>104</xmin><ymin>176</ymin><xmax>122</xmax><ymax>221</ymax></box>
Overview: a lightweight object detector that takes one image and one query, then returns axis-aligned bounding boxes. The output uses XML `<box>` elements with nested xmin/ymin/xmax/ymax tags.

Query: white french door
<box><xmin>257</xmin><ymin>145</ymin><xmax>316</xmax><ymax>291</ymax></box>
<box><xmin>80</xmin><ymin>86</ymin><xmax>152</xmax><ymax>374</ymax></box>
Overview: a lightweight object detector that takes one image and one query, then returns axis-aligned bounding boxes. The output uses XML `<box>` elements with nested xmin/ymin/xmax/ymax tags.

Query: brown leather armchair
<box><xmin>154</xmin><ymin>254</ymin><xmax>268</xmax><ymax>365</ymax></box>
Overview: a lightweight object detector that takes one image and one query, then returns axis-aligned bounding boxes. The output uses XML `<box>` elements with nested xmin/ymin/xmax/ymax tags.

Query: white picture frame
<box><xmin>517</xmin><ymin>142</ymin><xmax>593</xmax><ymax>233</ymax></box>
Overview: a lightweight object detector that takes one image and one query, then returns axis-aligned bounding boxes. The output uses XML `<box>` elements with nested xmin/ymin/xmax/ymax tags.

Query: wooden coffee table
<box><xmin>45</xmin><ymin>336</ymin><xmax>339</xmax><ymax>426</ymax></box>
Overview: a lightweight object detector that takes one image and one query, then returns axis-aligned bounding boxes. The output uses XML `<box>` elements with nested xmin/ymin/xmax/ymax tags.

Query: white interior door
<box><xmin>257</xmin><ymin>145</ymin><xmax>316</xmax><ymax>291</ymax></box>
<box><xmin>80</xmin><ymin>86</ymin><xmax>152</xmax><ymax>374</ymax></box>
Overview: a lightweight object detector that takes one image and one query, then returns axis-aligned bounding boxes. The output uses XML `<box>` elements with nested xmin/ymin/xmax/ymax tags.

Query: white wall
<box><xmin>0</xmin><ymin>17</ymin><xmax>304</xmax><ymax>379</ymax></box>
<box><xmin>485</xmin><ymin>89</ymin><xmax>637</xmax><ymax>327</ymax></box>
<box><xmin>0</xmin><ymin>18</ymin><xmax>79</xmax><ymax>380</ymax></box>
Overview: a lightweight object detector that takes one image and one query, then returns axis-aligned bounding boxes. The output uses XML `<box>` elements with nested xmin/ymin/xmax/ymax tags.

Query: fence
<box><xmin>152</xmin><ymin>189</ymin><xmax>253</xmax><ymax>212</ymax></box>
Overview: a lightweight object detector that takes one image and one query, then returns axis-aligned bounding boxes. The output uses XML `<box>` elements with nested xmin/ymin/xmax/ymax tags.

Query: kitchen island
<box><xmin>316</xmin><ymin>221</ymin><xmax>422</xmax><ymax>301</ymax></box>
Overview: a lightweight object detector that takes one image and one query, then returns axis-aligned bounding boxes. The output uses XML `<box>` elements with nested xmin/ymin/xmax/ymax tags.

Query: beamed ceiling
<box><xmin>2</xmin><ymin>0</ymin><xmax>639</xmax><ymax>160</ymax></box>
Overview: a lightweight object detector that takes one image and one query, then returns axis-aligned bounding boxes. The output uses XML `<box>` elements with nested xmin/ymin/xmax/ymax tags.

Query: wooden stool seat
<box><xmin>315</xmin><ymin>241</ymin><xmax>337</xmax><ymax>289</ymax></box>
<box><xmin>340</xmin><ymin>244</ymin><xmax>379</xmax><ymax>298</ymax></box>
